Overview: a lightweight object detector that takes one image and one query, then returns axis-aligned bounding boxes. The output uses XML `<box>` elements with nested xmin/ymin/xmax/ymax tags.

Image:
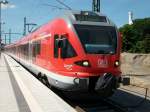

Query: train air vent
<box><xmin>74</xmin><ymin>11</ymin><xmax>107</xmax><ymax>22</ymax></box>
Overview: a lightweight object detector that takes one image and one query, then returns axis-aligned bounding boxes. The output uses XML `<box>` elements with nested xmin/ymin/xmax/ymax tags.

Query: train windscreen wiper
<box><xmin>96</xmin><ymin>50</ymin><xmax>108</xmax><ymax>54</ymax></box>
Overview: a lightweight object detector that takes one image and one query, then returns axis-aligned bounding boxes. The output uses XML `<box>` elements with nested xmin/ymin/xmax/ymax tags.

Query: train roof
<box><xmin>59</xmin><ymin>10</ymin><xmax>116</xmax><ymax>27</ymax></box>
<box><xmin>5</xmin><ymin>10</ymin><xmax>117</xmax><ymax>48</ymax></box>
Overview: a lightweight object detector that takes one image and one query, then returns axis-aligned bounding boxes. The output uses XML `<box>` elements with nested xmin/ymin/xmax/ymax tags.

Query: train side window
<box><xmin>54</xmin><ymin>34</ymin><xmax>59</xmax><ymax>58</ymax></box>
<box><xmin>33</xmin><ymin>41</ymin><xmax>41</xmax><ymax>57</ymax></box>
<box><xmin>24</xmin><ymin>43</ymin><xmax>29</xmax><ymax>56</ymax></box>
<box><xmin>60</xmin><ymin>34</ymin><xmax>77</xmax><ymax>58</ymax></box>
<box><xmin>65</xmin><ymin>39</ymin><xmax>77</xmax><ymax>58</ymax></box>
<box><xmin>36</xmin><ymin>41</ymin><xmax>41</xmax><ymax>55</ymax></box>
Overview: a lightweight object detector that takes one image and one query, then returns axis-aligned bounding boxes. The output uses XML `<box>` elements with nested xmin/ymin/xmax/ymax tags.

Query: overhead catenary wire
<box><xmin>42</xmin><ymin>3</ymin><xmax>69</xmax><ymax>10</ymax></box>
<box><xmin>55</xmin><ymin>0</ymin><xmax>72</xmax><ymax>10</ymax></box>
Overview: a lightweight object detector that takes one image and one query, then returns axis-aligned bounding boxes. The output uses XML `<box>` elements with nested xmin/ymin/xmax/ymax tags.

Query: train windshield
<box><xmin>74</xmin><ymin>25</ymin><xmax>117</xmax><ymax>54</ymax></box>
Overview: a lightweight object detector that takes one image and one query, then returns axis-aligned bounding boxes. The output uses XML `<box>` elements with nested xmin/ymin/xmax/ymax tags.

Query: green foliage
<box><xmin>119</xmin><ymin>18</ymin><xmax>150</xmax><ymax>53</ymax></box>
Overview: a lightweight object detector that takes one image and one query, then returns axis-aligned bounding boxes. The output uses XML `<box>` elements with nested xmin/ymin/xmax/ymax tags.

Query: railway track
<box><xmin>11</xmin><ymin>56</ymin><xmax>128</xmax><ymax>112</ymax></box>
<box><xmin>51</xmin><ymin>90</ymin><xmax>128</xmax><ymax>112</ymax></box>
<box><xmin>35</xmin><ymin>74</ymin><xmax>128</xmax><ymax>112</ymax></box>
<box><xmin>72</xmin><ymin>98</ymin><xmax>127</xmax><ymax>112</ymax></box>
<box><xmin>29</xmin><ymin>71</ymin><xmax>148</xmax><ymax>112</ymax></box>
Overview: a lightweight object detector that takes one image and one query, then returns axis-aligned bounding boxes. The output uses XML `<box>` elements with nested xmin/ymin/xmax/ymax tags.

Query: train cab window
<box><xmin>74</xmin><ymin>25</ymin><xmax>117</xmax><ymax>54</ymax></box>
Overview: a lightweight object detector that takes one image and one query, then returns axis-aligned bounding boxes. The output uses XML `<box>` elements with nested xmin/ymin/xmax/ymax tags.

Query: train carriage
<box><xmin>5</xmin><ymin>11</ymin><xmax>123</xmax><ymax>97</ymax></box>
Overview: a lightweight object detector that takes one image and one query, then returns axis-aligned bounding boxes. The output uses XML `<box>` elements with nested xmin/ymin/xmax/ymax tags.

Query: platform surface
<box><xmin>0</xmin><ymin>53</ymin><xmax>76</xmax><ymax>112</ymax></box>
<box><xmin>0</xmin><ymin>53</ymin><xmax>30</xmax><ymax>112</ymax></box>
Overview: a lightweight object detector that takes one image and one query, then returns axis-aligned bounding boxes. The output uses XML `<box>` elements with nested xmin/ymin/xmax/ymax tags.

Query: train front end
<box><xmin>53</xmin><ymin>11</ymin><xmax>122</xmax><ymax>97</ymax></box>
<box><xmin>73</xmin><ymin>24</ymin><xmax>121</xmax><ymax>96</ymax></box>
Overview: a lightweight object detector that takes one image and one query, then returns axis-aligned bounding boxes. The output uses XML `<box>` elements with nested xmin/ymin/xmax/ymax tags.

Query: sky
<box><xmin>1</xmin><ymin>0</ymin><xmax>150</xmax><ymax>43</ymax></box>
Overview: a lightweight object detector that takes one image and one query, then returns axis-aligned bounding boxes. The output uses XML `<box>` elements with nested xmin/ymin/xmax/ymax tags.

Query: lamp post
<box><xmin>0</xmin><ymin>0</ymin><xmax>8</xmax><ymax>54</ymax></box>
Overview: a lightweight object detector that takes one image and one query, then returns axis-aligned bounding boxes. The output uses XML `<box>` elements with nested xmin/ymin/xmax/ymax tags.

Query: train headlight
<box><xmin>114</xmin><ymin>60</ymin><xmax>120</xmax><ymax>67</ymax></box>
<box><xmin>75</xmin><ymin>60</ymin><xmax>91</xmax><ymax>67</ymax></box>
<box><xmin>83</xmin><ymin>61</ymin><xmax>89</xmax><ymax>67</ymax></box>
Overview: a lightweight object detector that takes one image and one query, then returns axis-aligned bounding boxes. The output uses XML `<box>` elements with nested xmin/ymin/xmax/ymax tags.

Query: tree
<box><xmin>119</xmin><ymin>18</ymin><xmax>150</xmax><ymax>53</ymax></box>
<box><xmin>144</xmin><ymin>34</ymin><xmax>150</xmax><ymax>53</ymax></box>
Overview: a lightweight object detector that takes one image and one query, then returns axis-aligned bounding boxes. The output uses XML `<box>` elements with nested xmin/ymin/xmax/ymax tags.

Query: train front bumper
<box><xmin>48</xmin><ymin>73</ymin><xmax>121</xmax><ymax>93</ymax></box>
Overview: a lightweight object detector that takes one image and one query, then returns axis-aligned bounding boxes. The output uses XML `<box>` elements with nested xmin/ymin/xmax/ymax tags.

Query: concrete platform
<box><xmin>0</xmin><ymin>53</ymin><xmax>30</xmax><ymax>112</ymax></box>
<box><xmin>0</xmin><ymin>53</ymin><xmax>76</xmax><ymax>112</ymax></box>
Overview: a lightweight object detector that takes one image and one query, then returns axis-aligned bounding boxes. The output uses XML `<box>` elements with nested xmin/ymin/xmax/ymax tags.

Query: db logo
<box><xmin>97</xmin><ymin>59</ymin><xmax>108</xmax><ymax>67</ymax></box>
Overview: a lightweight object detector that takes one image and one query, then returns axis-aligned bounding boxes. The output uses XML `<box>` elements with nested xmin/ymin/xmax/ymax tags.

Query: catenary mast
<box><xmin>92</xmin><ymin>0</ymin><xmax>100</xmax><ymax>12</ymax></box>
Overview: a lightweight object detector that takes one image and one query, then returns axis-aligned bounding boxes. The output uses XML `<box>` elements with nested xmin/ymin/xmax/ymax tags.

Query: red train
<box><xmin>5</xmin><ymin>11</ymin><xmax>124</xmax><ymax>97</ymax></box>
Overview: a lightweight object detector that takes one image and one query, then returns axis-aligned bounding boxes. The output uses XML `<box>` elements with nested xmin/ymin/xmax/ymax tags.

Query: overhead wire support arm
<box><xmin>3</xmin><ymin>29</ymin><xmax>22</xmax><ymax>44</ymax></box>
<box><xmin>23</xmin><ymin>17</ymin><xmax>37</xmax><ymax>36</ymax></box>
<box><xmin>26</xmin><ymin>23</ymin><xmax>37</xmax><ymax>33</ymax></box>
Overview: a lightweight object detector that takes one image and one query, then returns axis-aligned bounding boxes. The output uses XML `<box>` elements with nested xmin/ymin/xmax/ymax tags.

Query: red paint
<box><xmin>5</xmin><ymin>18</ymin><xmax>122</xmax><ymax>78</ymax></box>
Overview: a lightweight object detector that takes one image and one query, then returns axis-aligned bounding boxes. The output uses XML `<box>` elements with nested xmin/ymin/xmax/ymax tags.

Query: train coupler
<box><xmin>94</xmin><ymin>73</ymin><xmax>117</xmax><ymax>97</ymax></box>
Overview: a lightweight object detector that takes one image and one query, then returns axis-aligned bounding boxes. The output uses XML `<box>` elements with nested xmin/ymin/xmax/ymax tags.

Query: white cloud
<box><xmin>1</xmin><ymin>4</ymin><xmax>16</xmax><ymax>9</ymax></box>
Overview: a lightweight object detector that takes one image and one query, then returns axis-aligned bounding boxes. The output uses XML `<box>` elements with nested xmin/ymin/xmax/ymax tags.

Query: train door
<box><xmin>54</xmin><ymin>34</ymin><xmax>59</xmax><ymax>59</ymax></box>
<box><xmin>54</xmin><ymin>34</ymin><xmax>69</xmax><ymax>66</ymax></box>
<box><xmin>53</xmin><ymin>34</ymin><xmax>61</xmax><ymax>69</ymax></box>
